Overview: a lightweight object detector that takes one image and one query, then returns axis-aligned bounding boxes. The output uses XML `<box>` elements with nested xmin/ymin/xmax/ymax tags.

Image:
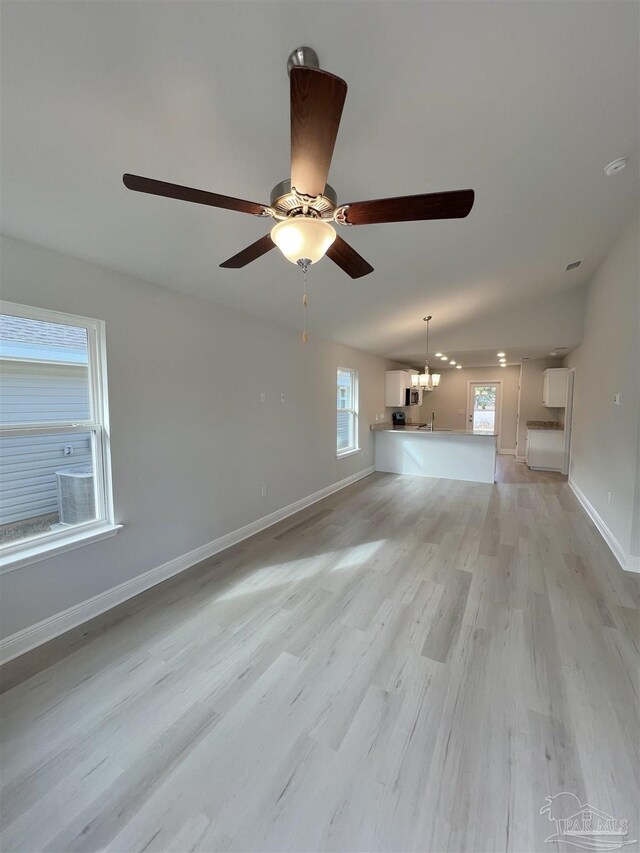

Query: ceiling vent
<box><xmin>565</xmin><ymin>260</ymin><xmax>582</xmax><ymax>271</ymax></box>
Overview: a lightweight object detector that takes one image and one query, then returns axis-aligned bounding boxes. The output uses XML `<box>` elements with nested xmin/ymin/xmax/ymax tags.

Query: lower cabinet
<box><xmin>526</xmin><ymin>429</ymin><xmax>565</xmax><ymax>471</ymax></box>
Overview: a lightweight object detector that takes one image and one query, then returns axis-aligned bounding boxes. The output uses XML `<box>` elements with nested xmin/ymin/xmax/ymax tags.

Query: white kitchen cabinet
<box><xmin>543</xmin><ymin>368</ymin><xmax>568</xmax><ymax>407</ymax></box>
<box><xmin>526</xmin><ymin>428</ymin><xmax>565</xmax><ymax>471</ymax></box>
<box><xmin>385</xmin><ymin>370</ymin><xmax>410</xmax><ymax>407</ymax></box>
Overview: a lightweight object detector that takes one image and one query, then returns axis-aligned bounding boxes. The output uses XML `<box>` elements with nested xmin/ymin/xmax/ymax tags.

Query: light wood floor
<box><xmin>1</xmin><ymin>462</ymin><xmax>638</xmax><ymax>853</ymax></box>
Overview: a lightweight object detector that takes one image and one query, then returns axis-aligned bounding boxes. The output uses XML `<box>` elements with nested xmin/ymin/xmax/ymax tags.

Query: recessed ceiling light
<box><xmin>604</xmin><ymin>157</ymin><xmax>627</xmax><ymax>176</ymax></box>
<box><xmin>440</xmin><ymin>355</ymin><xmax>448</xmax><ymax>360</ymax></box>
<box><xmin>497</xmin><ymin>352</ymin><xmax>505</xmax><ymax>357</ymax></box>
<box><xmin>500</xmin><ymin>363</ymin><xmax>506</xmax><ymax>368</ymax></box>
<box><xmin>449</xmin><ymin>360</ymin><xmax>456</xmax><ymax>365</ymax></box>
<box><xmin>456</xmin><ymin>364</ymin><xmax>462</xmax><ymax>369</ymax></box>
<box><xmin>434</xmin><ymin>352</ymin><xmax>442</xmax><ymax>357</ymax></box>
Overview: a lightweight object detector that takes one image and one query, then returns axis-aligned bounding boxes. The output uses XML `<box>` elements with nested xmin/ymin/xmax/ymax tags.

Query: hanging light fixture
<box><xmin>418</xmin><ymin>315</ymin><xmax>440</xmax><ymax>391</ymax></box>
<box><xmin>270</xmin><ymin>215</ymin><xmax>336</xmax><ymax>267</ymax></box>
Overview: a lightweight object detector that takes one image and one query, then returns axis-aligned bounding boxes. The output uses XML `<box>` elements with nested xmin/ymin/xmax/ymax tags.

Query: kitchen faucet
<box><xmin>418</xmin><ymin>412</ymin><xmax>435</xmax><ymax>431</ymax></box>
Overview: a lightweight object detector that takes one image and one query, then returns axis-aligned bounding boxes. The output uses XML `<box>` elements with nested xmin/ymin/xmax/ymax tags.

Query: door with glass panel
<box><xmin>467</xmin><ymin>383</ymin><xmax>500</xmax><ymax>435</ymax></box>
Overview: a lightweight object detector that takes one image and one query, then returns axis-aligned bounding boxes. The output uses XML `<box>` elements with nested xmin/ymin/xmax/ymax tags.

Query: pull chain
<box><xmin>301</xmin><ymin>265</ymin><xmax>309</xmax><ymax>343</ymax></box>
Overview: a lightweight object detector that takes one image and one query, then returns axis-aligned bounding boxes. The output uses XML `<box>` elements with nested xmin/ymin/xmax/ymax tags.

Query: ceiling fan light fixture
<box><xmin>270</xmin><ymin>216</ymin><xmax>336</xmax><ymax>265</ymax></box>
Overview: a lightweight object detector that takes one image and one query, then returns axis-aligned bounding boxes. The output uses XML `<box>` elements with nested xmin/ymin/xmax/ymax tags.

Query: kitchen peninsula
<box><xmin>371</xmin><ymin>423</ymin><xmax>498</xmax><ymax>483</ymax></box>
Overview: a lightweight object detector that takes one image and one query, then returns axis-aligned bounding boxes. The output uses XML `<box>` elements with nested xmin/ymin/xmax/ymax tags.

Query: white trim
<box><xmin>0</xmin><ymin>521</ymin><xmax>123</xmax><ymax>574</ymax></box>
<box><xmin>466</xmin><ymin>380</ymin><xmax>503</xmax><ymax>451</ymax></box>
<box><xmin>569</xmin><ymin>477</ymin><xmax>639</xmax><ymax>573</ymax></box>
<box><xmin>0</xmin><ymin>300</ymin><xmax>116</xmax><ymax>562</ymax></box>
<box><xmin>337</xmin><ymin>366</ymin><xmax>359</xmax><ymax>456</ymax></box>
<box><xmin>515</xmin><ymin>455</ymin><xmax>526</xmax><ymax>463</ymax></box>
<box><xmin>336</xmin><ymin>448</ymin><xmax>361</xmax><ymax>460</ymax></box>
<box><xmin>0</xmin><ymin>467</ymin><xmax>375</xmax><ymax>665</ymax></box>
<box><xmin>497</xmin><ymin>448</ymin><xmax>516</xmax><ymax>455</ymax></box>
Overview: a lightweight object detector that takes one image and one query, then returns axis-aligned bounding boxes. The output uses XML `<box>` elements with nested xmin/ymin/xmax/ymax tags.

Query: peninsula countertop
<box><xmin>370</xmin><ymin>423</ymin><xmax>498</xmax><ymax>437</ymax></box>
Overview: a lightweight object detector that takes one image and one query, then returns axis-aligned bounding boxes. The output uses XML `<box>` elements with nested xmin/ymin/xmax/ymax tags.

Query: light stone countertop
<box><xmin>370</xmin><ymin>423</ymin><xmax>498</xmax><ymax>437</ymax></box>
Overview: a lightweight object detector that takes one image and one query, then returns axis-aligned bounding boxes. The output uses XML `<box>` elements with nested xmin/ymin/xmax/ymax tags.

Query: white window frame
<box><xmin>0</xmin><ymin>301</ymin><xmax>120</xmax><ymax>573</ymax></box>
<box><xmin>336</xmin><ymin>366</ymin><xmax>359</xmax><ymax>459</ymax></box>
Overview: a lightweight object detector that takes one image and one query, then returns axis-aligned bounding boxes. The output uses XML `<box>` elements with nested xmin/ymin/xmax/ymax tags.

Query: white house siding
<box><xmin>0</xmin><ymin>360</ymin><xmax>89</xmax><ymax>424</ymax></box>
<box><xmin>0</xmin><ymin>360</ymin><xmax>91</xmax><ymax>524</ymax></box>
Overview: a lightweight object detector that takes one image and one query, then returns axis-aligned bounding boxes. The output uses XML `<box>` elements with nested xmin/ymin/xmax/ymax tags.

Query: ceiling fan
<box><xmin>123</xmin><ymin>47</ymin><xmax>474</xmax><ymax>279</ymax></box>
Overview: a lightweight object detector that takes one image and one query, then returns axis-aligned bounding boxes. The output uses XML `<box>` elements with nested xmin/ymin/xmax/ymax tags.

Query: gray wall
<box><xmin>417</xmin><ymin>365</ymin><xmax>520</xmax><ymax>451</ymax></box>
<box><xmin>0</xmin><ymin>235</ymin><xmax>403</xmax><ymax>638</ymax></box>
<box><xmin>565</xmin><ymin>211</ymin><xmax>640</xmax><ymax>561</ymax></box>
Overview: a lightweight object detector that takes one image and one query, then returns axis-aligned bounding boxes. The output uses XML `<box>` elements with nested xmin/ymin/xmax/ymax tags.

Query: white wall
<box><xmin>516</xmin><ymin>358</ymin><xmax>564</xmax><ymax>459</ymax></box>
<box><xmin>417</xmin><ymin>365</ymin><xmax>520</xmax><ymax>451</ymax></box>
<box><xmin>0</xmin><ymin>235</ymin><xmax>403</xmax><ymax>638</ymax></box>
<box><xmin>565</xmin><ymin>212</ymin><xmax>640</xmax><ymax>566</ymax></box>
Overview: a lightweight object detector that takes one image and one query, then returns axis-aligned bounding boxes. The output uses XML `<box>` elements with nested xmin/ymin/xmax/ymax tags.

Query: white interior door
<box><xmin>467</xmin><ymin>382</ymin><xmax>501</xmax><ymax>446</ymax></box>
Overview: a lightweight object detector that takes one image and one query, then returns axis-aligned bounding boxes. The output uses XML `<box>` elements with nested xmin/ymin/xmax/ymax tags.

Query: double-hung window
<box><xmin>336</xmin><ymin>367</ymin><xmax>359</xmax><ymax>457</ymax></box>
<box><xmin>0</xmin><ymin>302</ymin><xmax>118</xmax><ymax>570</ymax></box>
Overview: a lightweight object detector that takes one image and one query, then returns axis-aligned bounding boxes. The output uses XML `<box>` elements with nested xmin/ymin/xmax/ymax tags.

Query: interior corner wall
<box><xmin>516</xmin><ymin>358</ymin><xmax>564</xmax><ymax>458</ymax></box>
<box><xmin>416</xmin><ymin>365</ymin><xmax>520</xmax><ymax>450</ymax></box>
<box><xmin>564</xmin><ymin>211</ymin><xmax>640</xmax><ymax>565</ymax></box>
<box><xmin>0</xmin><ymin>235</ymin><xmax>399</xmax><ymax>639</ymax></box>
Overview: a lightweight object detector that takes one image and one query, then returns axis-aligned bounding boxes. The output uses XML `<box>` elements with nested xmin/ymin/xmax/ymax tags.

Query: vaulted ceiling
<box><xmin>1</xmin><ymin>1</ymin><xmax>638</xmax><ymax>365</ymax></box>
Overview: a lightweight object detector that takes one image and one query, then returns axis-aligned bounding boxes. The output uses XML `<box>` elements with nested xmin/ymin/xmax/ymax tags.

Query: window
<box><xmin>337</xmin><ymin>367</ymin><xmax>358</xmax><ymax>456</ymax></box>
<box><xmin>0</xmin><ymin>302</ymin><xmax>118</xmax><ymax>570</ymax></box>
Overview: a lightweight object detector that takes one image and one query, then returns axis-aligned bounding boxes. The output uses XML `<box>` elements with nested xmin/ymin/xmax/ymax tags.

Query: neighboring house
<box><xmin>0</xmin><ymin>315</ymin><xmax>92</xmax><ymax>526</ymax></box>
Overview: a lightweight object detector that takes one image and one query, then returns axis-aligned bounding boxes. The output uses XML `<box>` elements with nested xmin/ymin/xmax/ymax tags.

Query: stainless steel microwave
<box><xmin>405</xmin><ymin>387</ymin><xmax>421</xmax><ymax>406</ymax></box>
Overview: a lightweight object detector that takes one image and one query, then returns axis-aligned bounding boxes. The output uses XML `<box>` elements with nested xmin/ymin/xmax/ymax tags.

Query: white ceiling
<box><xmin>1</xmin><ymin>1</ymin><xmax>638</xmax><ymax>364</ymax></box>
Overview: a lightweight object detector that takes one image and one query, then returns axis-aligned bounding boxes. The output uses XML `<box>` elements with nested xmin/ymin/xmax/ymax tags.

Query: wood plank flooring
<box><xmin>1</xmin><ymin>460</ymin><xmax>638</xmax><ymax>852</ymax></box>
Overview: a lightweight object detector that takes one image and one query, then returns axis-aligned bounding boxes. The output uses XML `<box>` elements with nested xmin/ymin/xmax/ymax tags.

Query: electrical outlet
<box><xmin>63</xmin><ymin>445</ymin><xmax>73</xmax><ymax>456</ymax></box>
<box><xmin>260</xmin><ymin>391</ymin><xmax>266</xmax><ymax>403</ymax></box>
<box><xmin>280</xmin><ymin>393</ymin><xmax>286</xmax><ymax>402</ymax></box>
<box><xmin>261</xmin><ymin>485</ymin><xmax>267</xmax><ymax>498</ymax></box>
<box><xmin>613</xmin><ymin>393</ymin><xmax>621</xmax><ymax>405</ymax></box>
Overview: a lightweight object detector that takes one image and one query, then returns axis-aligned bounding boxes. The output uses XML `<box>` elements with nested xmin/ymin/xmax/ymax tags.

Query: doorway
<box><xmin>467</xmin><ymin>382</ymin><xmax>502</xmax><ymax>447</ymax></box>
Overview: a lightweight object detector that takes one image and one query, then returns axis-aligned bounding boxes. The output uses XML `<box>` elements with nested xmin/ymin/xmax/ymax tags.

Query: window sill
<box><xmin>336</xmin><ymin>448</ymin><xmax>361</xmax><ymax>460</ymax></box>
<box><xmin>0</xmin><ymin>523</ymin><xmax>123</xmax><ymax>574</ymax></box>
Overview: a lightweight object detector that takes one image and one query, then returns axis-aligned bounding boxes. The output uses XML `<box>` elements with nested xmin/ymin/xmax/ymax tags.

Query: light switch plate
<box><xmin>613</xmin><ymin>393</ymin><xmax>621</xmax><ymax>405</ymax></box>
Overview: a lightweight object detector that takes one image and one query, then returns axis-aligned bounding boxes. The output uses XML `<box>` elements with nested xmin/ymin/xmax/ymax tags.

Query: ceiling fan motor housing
<box><xmin>269</xmin><ymin>179</ymin><xmax>337</xmax><ymax>219</ymax></box>
<box><xmin>287</xmin><ymin>46</ymin><xmax>320</xmax><ymax>75</ymax></box>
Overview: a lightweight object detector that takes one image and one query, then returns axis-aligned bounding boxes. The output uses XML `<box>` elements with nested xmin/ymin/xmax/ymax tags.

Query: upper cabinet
<box><xmin>385</xmin><ymin>370</ymin><xmax>410</xmax><ymax>407</ymax></box>
<box><xmin>543</xmin><ymin>368</ymin><xmax>568</xmax><ymax>407</ymax></box>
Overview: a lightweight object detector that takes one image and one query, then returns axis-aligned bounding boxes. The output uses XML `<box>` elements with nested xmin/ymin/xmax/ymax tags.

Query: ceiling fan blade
<box><xmin>219</xmin><ymin>234</ymin><xmax>275</xmax><ymax>268</ymax></box>
<box><xmin>123</xmin><ymin>174</ymin><xmax>267</xmax><ymax>216</ymax></box>
<box><xmin>326</xmin><ymin>235</ymin><xmax>374</xmax><ymax>279</ymax></box>
<box><xmin>290</xmin><ymin>67</ymin><xmax>347</xmax><ymax>198</ymax></box>
<box><xmin>339</xmin><ymin>189</ymin><xmax>475</xmax><ymax>225</ymax></box>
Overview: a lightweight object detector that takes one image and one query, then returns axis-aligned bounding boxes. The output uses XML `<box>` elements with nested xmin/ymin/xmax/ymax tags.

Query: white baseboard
<box><xmin>568</xmin><ymin>477</ymin><xmax>639</xmax><ymax>573</ymax></box>
<box><xmin>498</xmin><ymin>448</ymin><xmax>516</xmax><ymax>456</ymax></box>
<box><xmin>0</xmin><ymin>466</ymin><xmax>375</xmax><ymax>666</ymax></box>
<box><xmin>515</xmin><ymin>455</ymin><xmax>526</xmax><ymax>464</ymax></box>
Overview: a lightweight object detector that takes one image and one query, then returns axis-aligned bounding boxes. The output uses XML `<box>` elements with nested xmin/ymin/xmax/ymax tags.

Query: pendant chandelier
<box><xmin>411</xmin><ymin>315</ymin><xmax>441</xmax><ymax>391</ymax></box>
